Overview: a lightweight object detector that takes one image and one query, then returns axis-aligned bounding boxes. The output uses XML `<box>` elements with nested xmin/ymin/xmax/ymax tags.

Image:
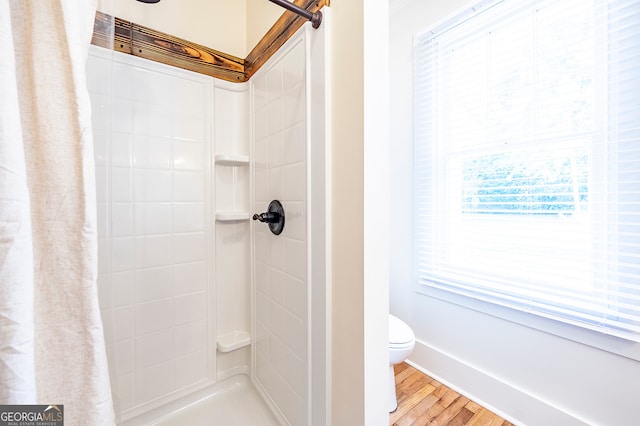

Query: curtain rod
<box><xmin>268</xmin><ymin>0</ymin><xmax>322</xmax><ymax>29</ymax></box>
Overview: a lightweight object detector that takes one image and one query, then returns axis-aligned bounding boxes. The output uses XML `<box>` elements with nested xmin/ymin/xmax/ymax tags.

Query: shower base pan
<box><xmin>122</xmin><ymin>374</ymin><xmax>280</xmax><ymax>426</ymax></box>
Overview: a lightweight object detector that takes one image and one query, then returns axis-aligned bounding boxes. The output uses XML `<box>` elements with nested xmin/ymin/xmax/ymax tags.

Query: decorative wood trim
<box><xmin>91</xmin><ymin>1</ymin><xmax>328</xmax><ymax>83</ymax></box>
<box><xmin>130</xmin><ymin>23</ymin><xmax>245</xmax><ymax>82</ymax></box>
<box><xmin>91</xmin><ymin>11</ymin><xmax>245</xmax><ymax>82</ymax></box>
<box><xmin>92</xmin><ymin>12</ymin><xmax>131</xmax><ymax>54</ymax></box>
<box><xmin>113</xmin><ymin>19</ymin><xmax>133</xmax><ymax>55</ymax></box>
<box><xmin>245</xmin><ymin>0</ymin><xmax>328</xmax><ymax>80</ymax></box>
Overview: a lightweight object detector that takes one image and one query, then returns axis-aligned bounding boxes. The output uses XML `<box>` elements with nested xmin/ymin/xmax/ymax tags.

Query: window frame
<box><xmin>412</xmin><ymin>0</ymin><xmax>640</xmax><ymax>359</ymax></box>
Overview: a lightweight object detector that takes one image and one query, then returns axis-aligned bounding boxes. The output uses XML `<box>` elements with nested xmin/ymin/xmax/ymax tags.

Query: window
<box><xmin>414</xmin><ymin>0</ymin><xmax>640</xmax><ymax>341</ymax></box>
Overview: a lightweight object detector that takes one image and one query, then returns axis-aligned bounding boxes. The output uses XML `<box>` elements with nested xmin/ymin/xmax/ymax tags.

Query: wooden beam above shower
<box><xmin>91</xmin><ymin>0</ymin><xmax>329</xmax><ymax>83</ymax></box>
<box><xmin>91</xmin><ymin>11</ymin><xmax>246</xmax><ymax>82</ymax></box>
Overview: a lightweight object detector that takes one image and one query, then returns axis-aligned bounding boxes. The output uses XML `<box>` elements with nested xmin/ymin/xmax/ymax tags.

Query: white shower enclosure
<box><xmin>88</xmin><ymin>20</ymin><xmax>328</xmax><ymax>425</ymax></box>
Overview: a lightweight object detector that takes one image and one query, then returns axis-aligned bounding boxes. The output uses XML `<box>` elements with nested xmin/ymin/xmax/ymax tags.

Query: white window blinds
<box><xmin>414</xmin><ymin>0</ymin><xmax>640</xmax><ymax>341</ymax></box>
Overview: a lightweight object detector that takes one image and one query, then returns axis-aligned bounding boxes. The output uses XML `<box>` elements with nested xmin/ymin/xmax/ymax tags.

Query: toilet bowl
<box><xmin>388</xmin><ymin>314</ymin><xmax>415</xmax><ymax>413</ymax></box>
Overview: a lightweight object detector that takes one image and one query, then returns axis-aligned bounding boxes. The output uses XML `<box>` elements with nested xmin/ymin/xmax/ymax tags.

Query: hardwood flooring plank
<box><xmin>389</xmin><ymin>382</ymin><xmax>437</xmax><ymax>424</ymax></box>
<box><xmin>395</xmin><ymin>362</ymin><xmax>410</xmax><ymax>375</ymax></box>
<box><xmin>436</xmin><ymin>386</ymin><xmax>460</xmax><ymax>408</ymax></box>
<box><xmin>394</xmin><ymin>363</ymin><xmax>418</xmax><ymax>386</ymax></box>
<box><xmin>447</xmin><ymin>407</ymin><xmax>475</xmax><ymax>426</ymax></box>
<box><xmin>464</xmin><ymin>400</ymin><xmax>484</xmax><ymax>413</ymax></box>
<box><xmin>466</xmin><ymin>408</ymin><xmax>510</xmax><ymax>426</ymax></box>
<box><xmin>398</xmin><ymin>374</ymin><xmax>433</xmax><ymax>399</ymax></box>
<box><xmin>430</xmin><ymin>395</ymin><xmax>471</xmax><ymax>425</ymax></box>
<box><xmin>392</xmin><ymin>394</ymin><xmax>439</xmax><ymax>426</ymax></box>
<box><xmin>407</xmin><ymin>397</ymin><xmax>448</xmax><ymax>425</ymax></box>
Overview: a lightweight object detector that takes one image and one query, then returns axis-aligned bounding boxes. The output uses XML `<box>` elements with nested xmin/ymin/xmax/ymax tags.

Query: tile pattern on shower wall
<box><xmin>253</xmin><ymin>37</ymin><xmax>308</xmax><ymax>426</ymax></box>
<box><xmin>88</xmin><ymin>47</ymin><xmax>213</xmax><ymax>414</ymax></box>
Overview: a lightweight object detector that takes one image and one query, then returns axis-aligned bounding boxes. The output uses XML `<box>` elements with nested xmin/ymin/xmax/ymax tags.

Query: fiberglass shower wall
<box><xmin>251</xmin><ymin>23</ymin><xmax>329</xmax><ymax>425</ymax></box>
<box><xmin>88</xmin><ymin>46</ymin><xmax>219</xmax><ymax>420</ymax></box>
<box><xmin>252</xmin><ymin>36</ymin><xmax>308</xmax><ymax>425</ymax></box>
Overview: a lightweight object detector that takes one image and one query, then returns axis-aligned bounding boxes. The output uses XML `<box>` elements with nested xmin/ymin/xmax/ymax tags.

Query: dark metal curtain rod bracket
<box><xmin>268</xmin><ymin>0</ymin><xmax>322</xmax><ymax>29</ymax></box>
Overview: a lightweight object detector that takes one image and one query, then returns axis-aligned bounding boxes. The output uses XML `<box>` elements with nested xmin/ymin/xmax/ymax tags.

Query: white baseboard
<box><xmin>406</xmin><ymin>339</ymin><xmax>589</xmax><ymax>426</ymax></box>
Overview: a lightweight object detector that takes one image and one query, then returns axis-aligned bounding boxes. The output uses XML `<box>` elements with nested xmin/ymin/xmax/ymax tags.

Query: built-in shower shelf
<box><xmin>217</xmin><ymin>331</ymin><xmax>251</xmax><ymax>353</ymax></box>
<box><xmin>215</xmin><ymin>154</ymin><xmax>249</xmax><ymax>167</ymax></box>
<box><xmin>215</xmin><ymin>211</ymin><xmax>250</xmax><ymax>221</ymax></box>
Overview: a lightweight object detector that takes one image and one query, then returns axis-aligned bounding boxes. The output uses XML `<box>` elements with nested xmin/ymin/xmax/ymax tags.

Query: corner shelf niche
<box><xmin>215</xmin><ymin>154</ymin><xmax>249</xmax><ymax>167</ymax></box>
<box><xmin>215</xmin><ymin>211</ymin><xmax>250</xmax><ymax>222</ymax></box>
<box><xmin>216</xmin><ymin>330</ymin><xmax>251</xmax><ymax>353</ymax></box>
<box><xmin>214</xmin><ymin>153</ymin><xmax>249</xmax><ymax>222</ymax></box>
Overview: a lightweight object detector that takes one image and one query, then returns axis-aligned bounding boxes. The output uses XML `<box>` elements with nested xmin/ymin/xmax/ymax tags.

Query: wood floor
<box><xmin>390</xmin><ymin>363</ymin><xmax>515</xmax><ymax>426</ymax></box>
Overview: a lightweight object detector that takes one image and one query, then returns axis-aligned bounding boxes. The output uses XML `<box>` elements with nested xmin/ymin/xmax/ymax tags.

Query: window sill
<box><xmin>415</xmin><ymin>284</ymin><xmax>640</xmax><ymax>362</ymax></box>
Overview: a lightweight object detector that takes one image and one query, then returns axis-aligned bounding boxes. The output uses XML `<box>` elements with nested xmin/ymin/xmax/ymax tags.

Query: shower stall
<box><xmin>87</xmin><ymin>14</ymin><xmax>328</xmax><ymax>425</ymax></box>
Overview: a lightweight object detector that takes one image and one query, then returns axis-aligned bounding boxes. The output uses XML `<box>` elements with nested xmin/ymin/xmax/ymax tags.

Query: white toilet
<box><xmin>388</xmin><ymin>314</ymin><xmax>415</xmax><ymax>413</ymax></box>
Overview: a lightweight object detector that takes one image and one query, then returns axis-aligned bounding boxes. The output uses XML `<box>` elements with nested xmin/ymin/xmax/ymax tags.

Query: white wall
<box><xmin>329</xmin><ymin>1</ymin><xmax>365</xmax><ymax>422</ymax></box>
<box><xmin>330</xmin><ymin>1</ymin><xmax>389</xmax><ymax>425</ymax></box>
<box><xmin>246</xmin><ymin>0</ymin><xmax>283</xmax><ymax>55</ymax></box>
<box><xmin>389</xmin><ymin>1</ymin><xmax>640</xmax><ymax>425</ymax></box>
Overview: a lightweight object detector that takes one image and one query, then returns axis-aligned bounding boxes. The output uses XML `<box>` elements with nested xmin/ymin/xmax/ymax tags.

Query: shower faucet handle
<box><xmin>253</xmin><ymin>211</ymin><xmax>280</xmax><ymax>223</ymax></box>
<box><xmin>253</xmin><ymin>200</ymin><xmax>285</xmax><ymax>236</ymax></box>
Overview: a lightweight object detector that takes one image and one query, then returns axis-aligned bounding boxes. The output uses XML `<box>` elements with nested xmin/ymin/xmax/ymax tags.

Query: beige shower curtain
<box><xmin>0</xmin><ymin>1</ymin><xmax>114</xmax><ymax>424</ymax></box>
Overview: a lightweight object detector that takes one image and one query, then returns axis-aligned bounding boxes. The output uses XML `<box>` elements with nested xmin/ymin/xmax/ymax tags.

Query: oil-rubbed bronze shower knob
<box><xmin>253</xmin><ymin>200</ymin><xmax>285</xmax><ymax>235</ymax></box>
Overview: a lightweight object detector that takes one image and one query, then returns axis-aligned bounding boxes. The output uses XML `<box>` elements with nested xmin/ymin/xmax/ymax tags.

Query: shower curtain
<box><xmin>0</xmin><ymin>1</ymin><xmax>114</xmax><ymax>424</ymax></box>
